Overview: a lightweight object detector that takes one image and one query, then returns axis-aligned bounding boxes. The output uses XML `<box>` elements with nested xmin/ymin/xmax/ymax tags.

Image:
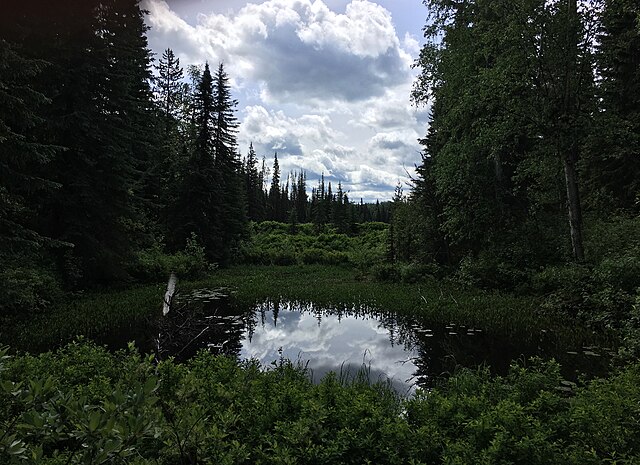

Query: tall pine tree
<box><xmin>212</xmin><ymin>62</ymin><xmax>246</xmax><ymax>263</ymax></box>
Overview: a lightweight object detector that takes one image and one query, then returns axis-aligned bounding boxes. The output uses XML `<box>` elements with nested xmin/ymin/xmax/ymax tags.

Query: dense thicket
<box><xmin>1</xmin><ymin>0</ymin><xmax>158</xmax><ymax>292</ymax></box>
<box><xmin>397</xmin><ymin>0</ymin><xmax>639</xmax><ymax>345</ymax></box>
<box><xmin>2</xmin><ymin>341</ymin><xmax>640</xmax><ymax>464</ymax></box>
<box><xmin>0</xmin><ymin>2</ymin><xmax>249</xmax><ymax>313</ymax></box>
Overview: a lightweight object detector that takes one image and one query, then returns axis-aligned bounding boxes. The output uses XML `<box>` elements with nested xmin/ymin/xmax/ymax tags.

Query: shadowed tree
<box><xmin>212</xmin><ymin>62</ymin><xmax>246</xmax><ymax>263</ymax></box>
<box><xmin>170</xmin><ymin>62</ymin><xmax>221</xmax><ymax>257</ymax></box>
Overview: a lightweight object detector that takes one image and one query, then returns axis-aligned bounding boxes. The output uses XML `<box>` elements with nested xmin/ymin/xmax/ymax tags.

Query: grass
<box><xmin>2</xmin><ymin>283</ymin><xmax>166</xmax><ymax>353</ymax></box>
<box><xmin>2</xmin><ymin>264</ymin><xmax>609</xmax><ymax>354</ymax></box>
<box><xmin>203</xmin><ymin>265</ymin><xmax>586</xmax><ymax>339</ymax></box>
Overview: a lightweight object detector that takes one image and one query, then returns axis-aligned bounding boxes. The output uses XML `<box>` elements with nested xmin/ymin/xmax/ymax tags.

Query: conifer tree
<box><xmin>295</xmin><ymin>170</ymin><xmax>308</xmax><ymax>223</ymax></box>
<box><xmin>244</xmin><ymin>143</ymin><xmax>264</xmax><ymax>221</ymax></box>
<box><xmin>334</xmin><ymin>182</ymin><xmax>347</xmax><ymax>232</ymax></box>
<box><xmin>155</xmin><ymin>48</ymin><xmax>185</xmax><ymax>134</ymax></box>
<box><xmin>311</xmin><ymin>175</ymin><xmax>328</xmax><ymax>229</ymax></box>
<box><xmin>586</xmin><ymin>0</ymin><xmax>640</xmax><ymax>211</ymax></box>
<box><xmin>170</xmin><ymin>62</ymin><xmax>220</xmax><ymax>256</ymax></box>
<box><xmin>31</xmin><ymin>0</ymin><xmax>158</xmax><ymax>284</ymax></box>
<box><xmin>268</xmin><ymin>153</ymin><xmax>281</xmax><ymax>221</ymax></box>
<box><xmin>212</xmin><ymin>62</ymin><xmax>245</xmax><ymax>262</ymax></box>
<box><xmin>0</xmin><ymin>38</ymin><xmax>62</xmax><ymax>312</ymax></box>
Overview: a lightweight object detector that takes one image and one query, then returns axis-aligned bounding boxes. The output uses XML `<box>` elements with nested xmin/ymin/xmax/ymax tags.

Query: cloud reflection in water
<box><xmin>240</xmin><ymin>302</ymin><xmax>419</xmax><ymax>394</ymax></box>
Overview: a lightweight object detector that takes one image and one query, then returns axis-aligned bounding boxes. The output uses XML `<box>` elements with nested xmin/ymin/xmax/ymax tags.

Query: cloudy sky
<box><xmin>142</xmin><ymin>0</ymin><xmax>430</xmax><ymax>201</ymax></box>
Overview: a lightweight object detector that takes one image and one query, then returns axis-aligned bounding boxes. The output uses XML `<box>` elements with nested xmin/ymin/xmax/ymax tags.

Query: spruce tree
<box><xmin>295</xmin><ymin>170</ymin><xmax>308</xmax><ymax>223</ymax></box>
<box><xmin>212</xmin><ymin>62</ymin><xmax>246</xmax><ymax>262</ymax></box>
<box><xmin>170</xmin><ymin>62</ymin><xmax>221</xmax><ymax>257</ymax></box>
<box><xmin>30</xmin><ymin>0</ymin><xmax>157</xmax><ymax>284</ymax></box>
<box><xmin>334</xmin><ymin>182</ymin><xmax>347</xmax><ymax>232</ymax></box>
<box><xmin>155</xmin><ymin>48</ymin><xmax>185</xmax><ymax>135</ymax></box>
<box><xmin>245</xmin><ymin>143</ymin><xmax>263</xmax><ymax>221</ymax></box>
<box><xmin>268</xmin><ymin>153</ymin><xmax>281</xmax><ymax>221</ymax></box>
<box><xmin>0</xmin><ymin>38</ymin><xmax>62</xmax><ymax>312</ymax></box>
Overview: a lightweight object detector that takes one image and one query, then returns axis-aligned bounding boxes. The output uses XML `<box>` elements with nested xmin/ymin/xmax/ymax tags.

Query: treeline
<box><xmin>241</xmin><ymin>149</ymin><xmax>391</xmax><ymax>229</ymax></box>
<box><xmin>0</xmin><ymin>1</ymin><xmax>393</xmax><ymax>315</ymax></box>
<box><xmin>394</xmin><ymin>0</ymin><xmax>638</xmax><ymax>268</ymax></box>
<box><xmin>0</xmin><ymin>1</ymin><xmax>243</xmax><ymax>313</ymax></box>
<box><xmin>391</xmin><ymin>0</ymin><xmax>639</xmax><ymax>343</ymax></box>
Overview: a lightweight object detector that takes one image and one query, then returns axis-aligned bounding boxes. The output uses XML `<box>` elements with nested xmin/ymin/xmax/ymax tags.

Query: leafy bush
<box><xmin>2</xmin><ymin>341</ymin><xmax>640</xmax><ymax>465</ymax></box>
<box><xmin>371</xmin><ymin>263</ymin><xmax>401</xmax><ymax>282</ymax></box>
<box><xmin>0</xmin><ymin>267</ymin><xmax>62</xmax><ymax>317</ymax></box>
<box><xmin>457</xmin><ymin>251</ymin><xmax>530</xmax><ymax>290</ymax></box>
<box><xmin>398</xmin><ymin>262</ymin><xmax>437</xmax><ymax>283</ymax></box>
<box><xmin>532</xmin><ymin>254</ymin><xmax>640</xmax><ymax>335</ymax></box>
<box><xmin>532</xmin><ymin>265</ymin><xmax>591</xmax><ymax>317</ymax></box>
<box><xmin>620</xmin><ymin>293</ymin><xmax>640</xmax><ymax>360</ymax></box>
<box><xmin>301</xmin><ymin>248</ymin><xmax>349</xmax><ymax>265</ymax></box>
<box><xmin>131</xmin><ymin>233</ymin><xmax>211</xmax><ymax>282</ymax></box>
<box><xmin>240</xmin><ymin>222</ymin><xmax>388</xmax><ymax>267</ymax></box>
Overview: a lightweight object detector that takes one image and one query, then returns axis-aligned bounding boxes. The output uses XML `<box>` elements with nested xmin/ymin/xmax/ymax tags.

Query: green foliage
<box><xmin>240</xmin><ymin>222</ymin><xmax>387</xmax><ymax>267</ymax></box>
<box><xmin>1</xmin><ymin>283</ymin><xmax>164</xmax><ymax>353</ymax></box>
<box><xmin>370</xmin><ymin>263</ymin><xmax>401</xmax><ymax>282</ymax></box>
<box><xmin>406</xmin><ymin>0</ymin><xmax>637</xmax><ymax>317</ymax></box>
<box><xmin>131</xmin><ymin>233</ymin><xmax>211</xmax><ymax>282</ymax></box>
<box><xmin>457</xmin><ymin>251</ymin><xmax>531</xmax><ymax>291</ymax></box>
<box><xmin>0</xmin><ymin>343</ymin><xmax>161</xmax><ymax>465</ymax></box>
<box><xmin>2</xmin><ymin>342</ymin><xmax>640</xmax><ymax>464</ymax></box>
<box><xmin>531</xmin><ymin>216</ymin><xmax>640</xmax><ymax>352</ymax></box>
<box><xmin>0</xmin><ymin>268</ymin><xmax>62</xmax><ymax>317</ymax></box>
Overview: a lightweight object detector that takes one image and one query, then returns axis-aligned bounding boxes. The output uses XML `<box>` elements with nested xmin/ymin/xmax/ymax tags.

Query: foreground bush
<box><xmin>1</xmin><ymin>341</ymin><xmax>640</xmax><ymax>464</ymax></box>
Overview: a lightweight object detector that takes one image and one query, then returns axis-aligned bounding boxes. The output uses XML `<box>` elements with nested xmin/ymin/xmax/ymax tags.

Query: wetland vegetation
<box><xmin>2</xmin><ymin>0</ymin><xmax>639</xmax><ymax>463</ymax></box>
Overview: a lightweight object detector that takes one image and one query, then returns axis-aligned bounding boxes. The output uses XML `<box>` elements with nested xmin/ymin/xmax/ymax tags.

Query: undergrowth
<box><xmin>1</xmin><ymin>341</ymin><xmax>639</xmax><ymax>464</ymax></box>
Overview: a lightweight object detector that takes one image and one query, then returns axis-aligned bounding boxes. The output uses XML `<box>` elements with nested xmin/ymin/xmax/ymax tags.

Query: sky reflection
<box><xmin>240</xmin><ymin>304</ymin><xmax>418</xmax><ymax>393</ymax></box>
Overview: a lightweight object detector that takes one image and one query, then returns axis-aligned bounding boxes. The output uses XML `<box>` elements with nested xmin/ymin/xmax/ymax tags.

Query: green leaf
<box><xmin>143</xmin><ymin>376</ymin><xmax>158</xmax><ymax>395</ymax></box>
<box><xmin>89</xmin><ymin>411</ymin><xmax>101</xmax><ymax>432</ymax></box>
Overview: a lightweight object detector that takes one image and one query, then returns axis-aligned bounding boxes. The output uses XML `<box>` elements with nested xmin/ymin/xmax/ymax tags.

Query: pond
<box><xmin>118</xmin><ymin>287</ymin><xmax>612</xmax><ymax>395</ymax></box>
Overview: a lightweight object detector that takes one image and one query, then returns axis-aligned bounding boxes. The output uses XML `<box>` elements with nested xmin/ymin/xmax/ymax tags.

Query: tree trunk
<box><xmin>563</xmin><ymin>147</ymin><xmax>585</xmax><ymax>261</ymax></box>
<box><xmin>561</xmin><ymin>0</ymin><xmax>585</xmax><ymax>262</ymax></box>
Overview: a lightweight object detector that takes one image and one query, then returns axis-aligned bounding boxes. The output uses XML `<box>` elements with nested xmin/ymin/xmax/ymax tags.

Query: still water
<box><xmin>122</xmin><ymin>288</ymin><xmax>612</xmax><ymax>394</ymax></box>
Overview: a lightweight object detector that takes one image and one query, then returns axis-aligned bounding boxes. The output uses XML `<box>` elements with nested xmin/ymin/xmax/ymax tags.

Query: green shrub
<box><xmin>0</xmin><ymin>267</ymin><xmax>62</xmax><ymax>316</ymax></box>
<box><xmin>251</xmin><ymin>221</ymin><xmax>291</xmax><ymax>234</ymax></box>
<box><xmin>301</xmin><ymin>248</ymin><xmax>349</xmax><ymax>265</ymax></box>
<box><xmin>398</xmin><ymin>262</ymin><xmax>436</xmax><ymax>283</ymax></box>
<box><xmin>240</xmin><ymin>222</ymin><xmax>387</xmax><ymax>267</ymax></box>
<box><xmin>457</xmin><ymin>251</ymin><xmax>530</xmax><ymax>290</ymax></box>
<box><xmin>131</xmin><ymin>233</ymin><xmax>210</xmax><ymax>281</ymax></box>
<box><xmin>3</xmin><ymin>341</ymin><xmax>640</xmax><ymax>465</ymax></box>
<box><xmin>357</xmin><ymin>222</ymin><xmax>389</xmax><ymax>232</ymax></box>
<box><xmin>593</xmin><ymin>255</ymin><xmax>640</xmax><ymax>293</ymax></box>
<box><xmin>371</xmin><ymin>262</ymin><xmax>400</xmax><ymax>282</ymax></box>
<box><xmin>584</xmin><ymin>215</ymin><xmax>640</xmax><ymax>264</ymax></box>
<box><xmin>620</xmin><ymin>293</ymin><xmax>640</xmax><ymax>360</ymax></box>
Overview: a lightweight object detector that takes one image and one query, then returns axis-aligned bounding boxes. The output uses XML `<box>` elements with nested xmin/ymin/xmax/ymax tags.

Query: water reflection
<box><xmin>133</xmin><ymin>294</ymin><xmax>611</xmax><ymax>394</ymax></box>
<box><xmin>243</xmin><ymin>301</ymin><xmax>419</xmax><ymax>394</ymax></box>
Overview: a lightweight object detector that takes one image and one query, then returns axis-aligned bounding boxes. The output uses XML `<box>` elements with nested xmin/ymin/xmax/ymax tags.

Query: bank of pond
<box><xmin>1</xmin><ymin>265</ymin><xmax>636</xmax><ymax>464</ymax></box>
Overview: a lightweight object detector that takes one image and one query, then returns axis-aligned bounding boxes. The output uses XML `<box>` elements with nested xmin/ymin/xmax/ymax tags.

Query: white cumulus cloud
<box><xmin>143</xmin><ymin>0</ymin><xmax>426</xmax><ymax>200</ymax></box>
